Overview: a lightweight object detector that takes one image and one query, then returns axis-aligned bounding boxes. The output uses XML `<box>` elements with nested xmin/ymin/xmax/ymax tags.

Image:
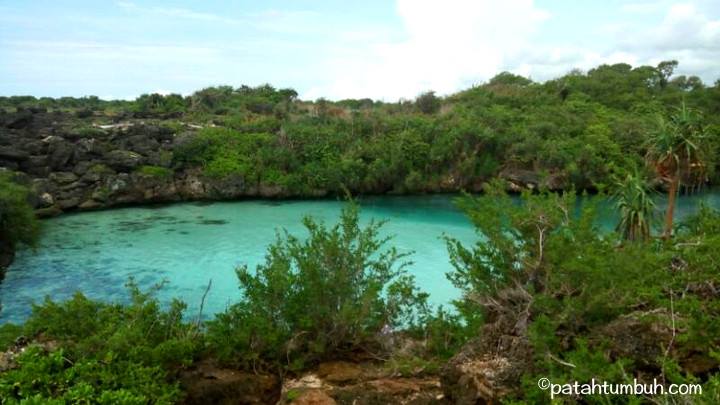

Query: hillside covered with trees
<box><xmin>1</xmin><ymin>60</ymin><xmax>718</xmax><ymax>204</ymax></box>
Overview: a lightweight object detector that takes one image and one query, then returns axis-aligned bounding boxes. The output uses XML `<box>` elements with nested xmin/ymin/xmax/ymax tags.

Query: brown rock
<box><xmin>38</xmin><ymin>192</ymin><xmax>54</xmax><ymax>208</ymax></box>
<box><xmin>444</xmin><ymin>356</ymin><xmax>514</xmax><ymax>404</ymax></box>
<box><xmin>179</xmin><ymin>360</ymin><xmax>280</xmax><ymax>405</ymax></box>
<box><xmin>366</xmin><ymin>378</ymin><xmax>422</xmax><ymax>395</ymax></box>
<box><xmin>35</xmin><ymin>206</ymin><xmax>63</xmax><ymax>218</ymax></box>
<box><xmin>681</xmin><ymin>352</ymin><xmax>719</xmax><ymax>375</ymax></box>
<box><xmin>333</xmin><ymin>377</ymin><xmax>444</xmax><ymax>405</ymax></box>
<box><xmin>57</xmin><ymin>197</ymin><xmax>80</xmax><ymax>210</ymax></box>
<box><xmin>292</xmin><ymin>389</ymin><xmax>337</xmax><ymax>405</ymax></box>
<box><xmin>317</xmin><ymin>361</ymin><xmax>364</xmax><ymax>383</ymax></box>
<box><xmin>441</xmin><ymin>287</ymin><xmax>534</xmax><ymax>404</ymax></box>
<box><xmin>596</xmin><ymin>309</ymin><xmax>674</xmax><ymax>368</ymax></box>
<box><xmin>79</xmin><ymin>200</ymin><xmax>103</xmax><ymax>210</ymax></box>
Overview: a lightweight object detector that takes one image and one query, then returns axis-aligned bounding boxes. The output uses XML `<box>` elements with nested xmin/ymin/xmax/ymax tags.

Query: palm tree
<box><xmin>612</xmin><ymin>170</ymin><xmax>656</xmax><ymax>242</ymax></box>
<box><xmin>646</xmin><ymin>103</ymin><xmax>707</xmax><ymax>239</ymax></box>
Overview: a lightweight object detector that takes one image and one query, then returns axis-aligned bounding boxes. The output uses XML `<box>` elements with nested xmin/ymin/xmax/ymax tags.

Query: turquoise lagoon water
<box><xmin>1</xmin><ymin>192</ymin><xmax>719</xmax><ymax>324</ymax></box>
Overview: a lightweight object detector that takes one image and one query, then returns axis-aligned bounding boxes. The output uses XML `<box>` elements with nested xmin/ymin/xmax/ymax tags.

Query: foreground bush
<box><xmin>206</xmin><ymin>202</ymin><xmax>430</xmax><ymax>372</ymax></box>
<box><xmin>0</xmin><ymin>172</ymin><xmax>39</xmax><ymax>250</ymax></box>
<box><xmin>444</xmin><ymin>184</ymin><xmax>720</xmax><ymax>403</ymax></box>
<box><xmin>0</xmin><ymin>281</ymin><xmax>200</xmax><ymax>404</ymax></box>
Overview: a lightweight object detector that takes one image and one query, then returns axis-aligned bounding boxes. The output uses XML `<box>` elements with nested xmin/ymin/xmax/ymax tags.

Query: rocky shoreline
<box><xmin>0</xmin><ymin>108</ymin><xmax>573</xmax><ymax>219</ymax></box>
<box><xmin>0</xmin><ymin>109</ymin><xmax>300</xmax><ymax>217</ymax></box>
<box><xmin>0</xmin><ymin>107</ymin><xmax>570</xmax><ymax>277</ymax></box>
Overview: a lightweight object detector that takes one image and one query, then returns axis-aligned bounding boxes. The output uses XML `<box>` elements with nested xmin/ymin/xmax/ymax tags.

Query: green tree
<box><xmin>646</xmin><ymin>104</ymin><xmax>708</xmax><ymax>238</ymax></box>
<box><xmin>0</xmin><ymin>173</ymin><xmax>40</xmax><ymax>250</ymax></box>
<box><xmin>207</xmin><ymin>202</ymin><xmax>428</xmax><ymax>371</ymax></box>
<box><xmin>444</xmin><ymin>181</ymin><xmax>573</xmax><ymax>326</ymax></box>
<box><xmin>657</xmin><ymin>60</ymin><xmax>679</xmax><ymax>89</ymax></box>
<box><xmin>488</xmin><ymin>71</ymin><xmax>533</xmax><ymax>86</ymax></box>
<box><xmin>446</xmin><ymin>186</ymin><xmax>720</xmax><ymax>403</ymax></box>
<box><xmin>612</xmin><ymin>169</ymin><xmax>656</xmax><ymax>242</ymax></box>
<box><xmin>415</xmin><ymin>91</ymin><xmax>441</xmax><ymax>114</ymax></box>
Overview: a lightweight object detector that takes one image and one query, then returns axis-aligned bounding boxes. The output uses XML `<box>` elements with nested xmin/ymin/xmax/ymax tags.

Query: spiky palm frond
<box><xmin>612</xmin><ymin>170</ymin><xmax>656</xmax><ymax>242</ymax></box>
<box><xmin>645</xmin><ymin>103</ymin><xmax>708</xmax><ymax>239</ymax></box>
<box><xmin>645</xmin><ymin>103</ymin><xmax>707</xmax><ymax>186</ymax></box>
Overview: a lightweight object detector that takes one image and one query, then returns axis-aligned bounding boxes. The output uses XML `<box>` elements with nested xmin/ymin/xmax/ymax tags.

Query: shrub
<box><xmin>0</xmin><ymin>281</ymin><xmax>200</xmax><ymax>403</ymax></box>
<box><xmin>173</xmin><ymin>127</ymin><xmax>274</xmax><ymax>181</ymax></box>
<box><xmin>447</xmin><ymin>183</ymin><xmax>720</xmax><ymax>403</ymax></box>
<box><xmin>88</xmin><ymin>164</ymin><xmax>115</xmax><ymax>176</ymax></box>
<box><xmin>0</xmin><ymin>172</ymin><xmax>40</xmax><ymax>250</ymax></box>
<box><xmin>0</xmin><ymin>323</ymin><xmax>23</xmax><ymax>351</ymax></box>
<box><xmin>68</xmin><ymin>125</ymin><xmax>107</xmax><ymax>138</ymax></box>
<box><xmin>159</xmin><ymin>120</ymin><xmax>185</xmax><ymax>134</ymax></box>
<box><xmin>137</xmin><ymin>165</ymin><xmax>174</xmax><ymax>179</ymax></box>
<box><xmin>415</xmin><ymin>91</ymin><xmax>441</xmax><ymax>114</ymax></box>
<box><xmin>207</xmin><ymin>201</ymin><xmax>429</xmax><ymax>372</ymax></box>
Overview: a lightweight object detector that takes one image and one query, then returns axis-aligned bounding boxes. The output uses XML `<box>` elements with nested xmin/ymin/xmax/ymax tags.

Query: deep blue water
<box><xmin>1</xmin><ymin>191</ymin><xmax>718</xmax><ymax>324</ymax></box>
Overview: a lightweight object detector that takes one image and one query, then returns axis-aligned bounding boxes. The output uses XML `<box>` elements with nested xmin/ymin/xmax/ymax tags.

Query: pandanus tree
<box><xmin>612</xmin><ymin>170</ymin><xmax>655</xmax><ymax>242</ymax></box>
<box><xmin>646</xmin><ymin>104</ymin><xmax>707</xmax><ymax>239</ymax></box>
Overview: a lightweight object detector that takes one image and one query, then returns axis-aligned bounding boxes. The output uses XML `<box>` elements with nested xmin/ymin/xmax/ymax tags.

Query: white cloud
<box><xmin>493</xmin><ymin>1</ymin><xmax>720</xmax><ymax>86</ymax></box>
<box><xmin>305</xmin><ymin>0</ymin><xmax>720</xmax><ymax>100</ymax></box>
<box><xmin>305</xmin><ymin>0</ymin><xmax>550</xmax><ymax>100</ymax></box>
<box><xmin>610</xmin><ymin>2</ymin><xmax>720</xmax><ymax>80</ymax></box>
<box><xmin>3</xmin><ymin>0</ymin><xmax>718</xmax><ymax>99</ymax></box>
<box><xmin>651</xmin><ymin>3</ymin><xmax>720</xmax><ymax>51</ymax></box>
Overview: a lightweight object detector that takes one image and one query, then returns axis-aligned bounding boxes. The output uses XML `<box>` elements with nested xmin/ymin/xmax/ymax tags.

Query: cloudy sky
<box><xmin>1</xmin><ymin>0</ymin><xmax>718</xmax><ymax>101</ymax></box>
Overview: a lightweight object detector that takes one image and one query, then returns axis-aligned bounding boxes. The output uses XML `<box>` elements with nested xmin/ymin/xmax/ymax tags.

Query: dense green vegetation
<box><xmin>446</xmin><ymin>185</ymin><xmax>720</xmax><ymax>403</ymax></box>
<box><xmin>1</xmin><ymin>190</ymin><xmax>718</xmax><ymax>402</ymax></box>
<box><xmin>2</xmin><ymin>61</ymin><xmax>719</xmax><ymax>196</ymax></box>
<box><xmin>1</xmin><ymin>60</ymin><xmax>719</xmax><ymax>403</ymax></box>
<box><xmin>0</xmin><ymin>282</ymin><xmax>199</xmax><ymax>403</ymax></box>
<box><xmin>0</xmin><ymin>173</ymin><xmax>40</xmax><ymax>252</ymax></box>
<box><xmin>206</xmin><ymin>202</ymin><xmax>439</xmax><ymax>372</ymax></box>
<box><xmin>612</xmin><ymin>169</ymin><xmax>656</xmax><ymax>242</ymax></box>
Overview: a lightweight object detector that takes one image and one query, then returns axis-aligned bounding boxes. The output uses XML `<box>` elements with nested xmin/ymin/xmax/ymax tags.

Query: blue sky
<box><xmin>1</xmin><ymin>0</ymin><xmax>718</xmax><ymax>100</ymax></box>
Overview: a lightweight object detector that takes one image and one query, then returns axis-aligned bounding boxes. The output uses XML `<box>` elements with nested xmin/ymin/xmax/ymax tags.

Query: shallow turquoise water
<box><xmin>1</xmin><ymin>191</ymin><xmax>719</xmax><ymax>324</ymax></box>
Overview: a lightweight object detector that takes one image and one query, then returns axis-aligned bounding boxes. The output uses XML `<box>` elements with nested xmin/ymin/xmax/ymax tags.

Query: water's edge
<box><xmin>2</xmin><ymin>191</ymin><xmax>718</xmax><ymax>325</ymax></box>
